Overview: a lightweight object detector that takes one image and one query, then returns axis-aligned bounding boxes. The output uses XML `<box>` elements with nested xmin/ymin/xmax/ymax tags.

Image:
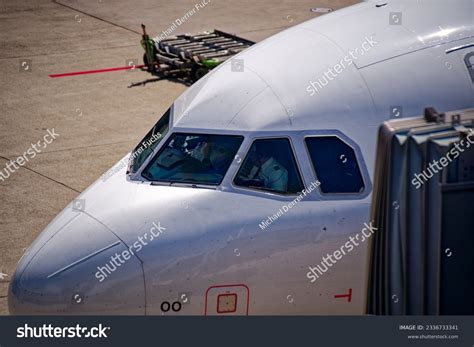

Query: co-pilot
<box><xmin>242</xmin><ymin>142</ymin><xmax>288</xmax><ymax>193</ymax></box>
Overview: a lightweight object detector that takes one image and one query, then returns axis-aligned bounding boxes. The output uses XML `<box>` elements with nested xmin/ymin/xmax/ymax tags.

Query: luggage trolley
<box><xmin>140</xmin><ymin>24</ymin><xmax>255</xmax><ymax>82</ymax></box>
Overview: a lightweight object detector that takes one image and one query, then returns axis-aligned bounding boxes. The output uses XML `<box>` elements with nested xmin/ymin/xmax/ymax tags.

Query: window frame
<box><xmin>140</xmin><ymin>132</ymin><xmax>245</xmax><ymax>187</ymax></box>
<box><xmin>128</xmin><ymin>106</ymin><xmax>176</xmax><ymax>181</ymax></box>
<box><xmin>231</xmin><ymin>136</ymin><xmax>306</xmax><ymax>196</ymax></box>
<box><xmin>303</xmin><ymin>134</ymin><xmax>368</xmax><ymax>197</ymax></box>
<box><xmin>128</xmin><ymin>108</ymin><xmax>171</xmax><ymax>175</ymax></box>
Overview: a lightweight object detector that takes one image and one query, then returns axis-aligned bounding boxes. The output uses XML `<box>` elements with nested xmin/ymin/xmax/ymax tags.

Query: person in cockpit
<box><xmin>141</xmin><ymin>133</ymin><xmax>243</xmax><ymax>186</ymax></box>
<box><xmin>238</xmin><ymin>141</ymin><xmax>289</xmax><ymax>192</ymax></box>
<box><xmin>191</xmin><ymin>138</ymin><xmax>234</xmax><ymax>176</ymax></box>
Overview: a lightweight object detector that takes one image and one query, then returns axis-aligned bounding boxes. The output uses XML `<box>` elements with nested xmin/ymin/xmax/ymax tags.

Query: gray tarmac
<box><xmin>0</xmin><ymin>0</ymin><xmax>358</xmax><ymax>314</ymax></box>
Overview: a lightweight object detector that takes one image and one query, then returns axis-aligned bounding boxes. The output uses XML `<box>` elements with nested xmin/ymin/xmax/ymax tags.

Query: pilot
<box><xmin>244</xmin><ymin>142</ymin><xmax>289</xmax><ymax>192</ymax></box>
<box><xmin>198</xmin><ymin>140</ymin><xmax>234</xmax><ymax>175</ymax></box>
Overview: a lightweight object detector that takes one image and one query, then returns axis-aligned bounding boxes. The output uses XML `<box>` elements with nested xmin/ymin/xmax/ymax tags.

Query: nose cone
<box><xmin>9</xmin><ymin>211</ymin><xmax>145</xmax><ymax>315</ymax></box>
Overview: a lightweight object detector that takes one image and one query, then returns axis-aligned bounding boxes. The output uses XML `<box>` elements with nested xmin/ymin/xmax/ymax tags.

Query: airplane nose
<box><xmin>8</xmin><ymin>211</ymin><xmax>145</xmax><ymax>315</ymax></box>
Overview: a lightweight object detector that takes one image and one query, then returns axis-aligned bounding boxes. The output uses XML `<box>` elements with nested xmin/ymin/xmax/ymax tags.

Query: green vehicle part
<box><xmin>141</xmin><ymin>24</ymin><xmax>157</xmax><ymax>69</ymax></box>
<box><xmin>201</xmin><ymin>58</ymin><xmax>221</xmax><ymax>69</ymax></box>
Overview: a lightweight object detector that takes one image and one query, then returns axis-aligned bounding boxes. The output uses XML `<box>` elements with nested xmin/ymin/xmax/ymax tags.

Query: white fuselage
<box><xmin>9</xmin><ymin>0</ymin><xmax>474</xmax><ymax>315</ymax></box>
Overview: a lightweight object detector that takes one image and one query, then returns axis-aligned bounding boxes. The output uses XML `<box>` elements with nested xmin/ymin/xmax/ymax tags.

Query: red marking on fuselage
<box><xmin>334</xmin><ymin>288</ymin><xmax>352</xmax><ymax>302</ymax></box>
<box><xmin>204</xmin><ymin>284</ymin><xmax>250</xmax><ymax>315</ymax></box>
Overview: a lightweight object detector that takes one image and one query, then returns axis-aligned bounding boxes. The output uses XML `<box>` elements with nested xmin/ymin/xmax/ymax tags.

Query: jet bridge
<box><xmin>368</xmin><ymin>107</ymin><xmax>474</xmax><ymax>315</ymax></box>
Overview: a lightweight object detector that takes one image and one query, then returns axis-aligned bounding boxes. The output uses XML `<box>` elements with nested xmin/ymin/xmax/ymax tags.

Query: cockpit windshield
<box><xmin>142</xmin><ymin>133</ymin><xmax>243</xmax><ymax>185</ymax></box>
<box><xmin>128</xmin><ymin>108</ymin><xmax>170</xmax><ymax>174</ymax></box>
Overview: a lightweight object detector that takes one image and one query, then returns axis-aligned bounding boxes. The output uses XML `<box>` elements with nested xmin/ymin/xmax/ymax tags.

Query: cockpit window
<box><xmin>142</xmin><ymin>133</ymin><xmax>243</xmax><ymax>185</ymax></box>
<box><xmin>129</xmin><ymin>108</ymin><xmax>170</xmax><ymax>174</ymax></box>
<box><xmin>305</xmin><ymin>136</ymin><xmax>364</xmax><ymax>194</ymax></box>
<box><xmin>233</xmin><ymin>138</ymin><xmax>304</xmax><ymax>194</ymax></box>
